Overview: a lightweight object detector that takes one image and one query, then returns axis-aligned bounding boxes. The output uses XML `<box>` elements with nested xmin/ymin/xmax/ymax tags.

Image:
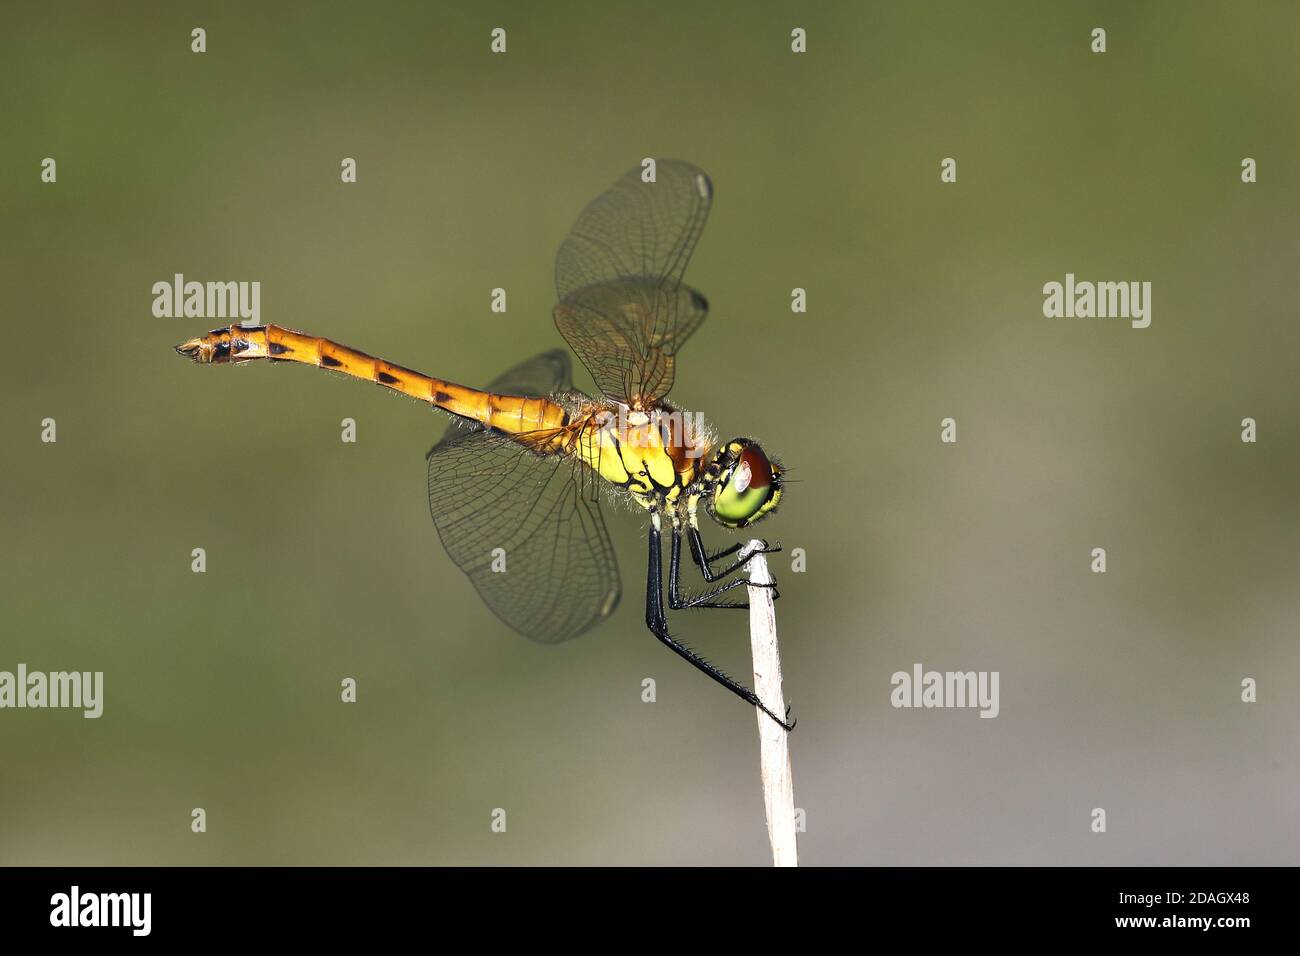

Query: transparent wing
<box><xmin>426</xmin><ymin>352</ymin><xmax>620</xmax><ymax>644</ymax></box>
<box><xmin>475</xmin><ymin>347</ymin><xmax>572</xmax><ymax>398</ymax></box>
<box><xmin>554</xmin><ymin>159</ymin><xmax>713</xmax><ymax>405</ymax></box>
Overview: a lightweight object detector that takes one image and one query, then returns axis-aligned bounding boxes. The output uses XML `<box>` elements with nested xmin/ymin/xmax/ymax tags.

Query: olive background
<box><xmin>2</xmin><ymin>1</ymin><xmax>1298</xmax><ymax>865</ymax></box>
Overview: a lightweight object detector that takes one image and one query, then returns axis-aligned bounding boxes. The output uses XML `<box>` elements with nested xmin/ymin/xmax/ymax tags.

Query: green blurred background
<box><xmin>3</xmin><ymin>1</ymin><xmax>1298</xmax><ymax>865</ymax></box>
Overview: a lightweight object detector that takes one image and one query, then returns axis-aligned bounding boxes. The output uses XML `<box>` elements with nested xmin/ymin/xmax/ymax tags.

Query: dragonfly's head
<box><xmin>704</xmin><ymin>439</ymin><xmax>783</xmax><ymax>529</ymax></box>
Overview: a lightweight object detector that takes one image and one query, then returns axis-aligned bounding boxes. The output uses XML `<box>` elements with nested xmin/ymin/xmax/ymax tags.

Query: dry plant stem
<box><xmin>746</xmin><ymin>540</ymin><xmax>797</xmax><ymax>867</ymax></box>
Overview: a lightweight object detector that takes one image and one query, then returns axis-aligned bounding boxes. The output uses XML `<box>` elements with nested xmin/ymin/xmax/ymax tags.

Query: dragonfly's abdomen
<box><xmin>175</xmin><ymin>324</ymin><xmax>568</xmax><ymax>435</ymax></box>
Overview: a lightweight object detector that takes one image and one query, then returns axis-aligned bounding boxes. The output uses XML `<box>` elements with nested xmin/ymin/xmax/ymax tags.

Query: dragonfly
<box><xmin>175</xmin><ymin>160</ymin><xmax>793</xmax><ymax>730</ymax></box>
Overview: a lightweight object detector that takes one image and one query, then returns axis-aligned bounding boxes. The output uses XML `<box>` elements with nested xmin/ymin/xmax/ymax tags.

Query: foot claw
<box><xmin>756</xmin><ymin>700</ymin><xmax>797</xmax><ymax>732</ymax></box>
<box><xmin>741</xmin><ymin>539</ymin><xmax>782</xmax><ymax>562</ymax></box>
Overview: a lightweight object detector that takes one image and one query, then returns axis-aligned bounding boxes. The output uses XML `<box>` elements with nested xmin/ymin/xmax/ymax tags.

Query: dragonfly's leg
<box><xmin>669</xmin><ymin>526</ymin><xmax>777</xmax><ymax>611</ymax></box>
<box><xmin>646</xmin><ymin>517</ymin><xmax>668</xmax><ymax>630</ymax></box>
<box><xmin>689</xmin><ymin>539</ymin><xmax>743</xmax><ymax>568</ymax></box>
<box><xmin>687</xmin><ymin>525</ymin><xmax>782</xmax><ymax>583</ymax></box>
<box><xmin>645</xmin><ymin>518</ymin><xmax>794</xmax><ymax>731</ymax></box>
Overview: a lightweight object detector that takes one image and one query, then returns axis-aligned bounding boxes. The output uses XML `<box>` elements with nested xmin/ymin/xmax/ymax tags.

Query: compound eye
<box><xmin>713</xmin><ymin>445</ymin><xmax>775</xmax><ymax>526</ymax></box>
<box><xmin>736</xmin><ymin>446</ymin><xmax>772</xmax><ymax>492</ymax></box>
<box><xmin>732</xmin><ymin>458</ymin><xmax>753</xmax><ymax>493</ymax></box>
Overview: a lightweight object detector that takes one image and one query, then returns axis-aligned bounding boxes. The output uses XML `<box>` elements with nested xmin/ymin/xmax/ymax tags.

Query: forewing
<box><xmin>554</xmin><ymin>160</ymin><xmax>713</xmax><ymax>404</ymax></box>
<box><xmin>553</xmin><ymin>280</ymin><xmax>708</xmax><ymax>407</ymax></box>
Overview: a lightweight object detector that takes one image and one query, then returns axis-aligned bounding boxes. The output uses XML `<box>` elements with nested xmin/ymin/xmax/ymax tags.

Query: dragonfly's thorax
<box><xmin>573</xmin><ymin>401</ymin><xmax>715</xmax><ymax>507</ymax></box>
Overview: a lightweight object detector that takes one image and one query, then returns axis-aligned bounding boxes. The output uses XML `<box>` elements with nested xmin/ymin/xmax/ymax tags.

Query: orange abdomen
<box><xmin>175</xmin><ymin>324</ymin><xmax>569</xmax><ymax>438</ymax></box>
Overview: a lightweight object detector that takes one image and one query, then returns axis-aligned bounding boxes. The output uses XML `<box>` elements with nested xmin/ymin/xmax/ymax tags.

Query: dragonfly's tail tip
<box><xmin>175</xmin><ymin>336</ymin><xmax>213</xmax><ymax>363</ymax></box>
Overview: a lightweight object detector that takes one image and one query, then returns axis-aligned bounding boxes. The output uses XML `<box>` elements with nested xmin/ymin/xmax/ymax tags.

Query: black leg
<box><xmin>688</xmin><ymin>526</ymin><xmax>781</xmax><ymax>582</ymax></box>
<box><xmin>669</xmin><ymin>526</ymin><xmax>776</xmax><ymax>610</ymax></box>
<box><xmin>645</xmin><ymin>522</ymin><xmax>794</xmax><ymax>731</ymax></box>
<box><xmin>689</xmin><ymin>539</ymin><xmax>743</xmax><ymax>567</ymax></box>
